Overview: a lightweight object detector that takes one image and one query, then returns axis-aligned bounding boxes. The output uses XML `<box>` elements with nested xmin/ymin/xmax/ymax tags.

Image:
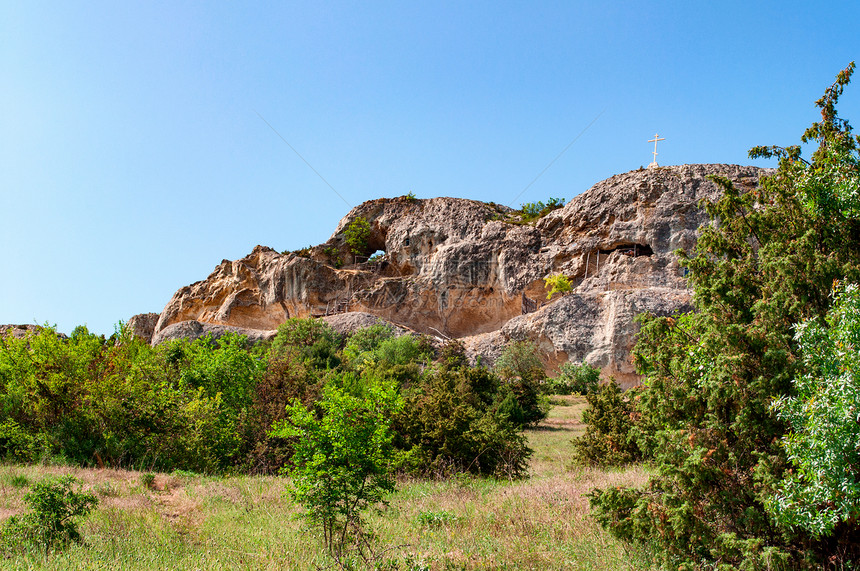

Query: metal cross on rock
<box><xmin>648</xmin><ymin>133</ymin><xmax>665</xmax><ymax>168</ymax></box>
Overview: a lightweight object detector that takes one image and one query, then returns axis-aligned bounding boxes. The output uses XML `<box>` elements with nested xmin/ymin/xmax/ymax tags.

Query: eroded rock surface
<box><xmin>146</xmin><ymin>164</ymin><xmax>768</xmax><ymax>387</ymax></box>
<box><xmin>151</xmin><ymin>320</ymin><xmax>278</xmax><ymax>346</ymax></box>
<box><xmin>320</xmin><ymin>312</ymin><xmax>411</xmax><ymax>338</ymax></box>
<box><xmin>126</xmin><ymin>313</ymin><xmax>159</xmax><ymax>343</ymax></box>
<box><xmin>0</xmin><ymin>324</ymin><xmax>68</xmax><ymax>340</ymax></box>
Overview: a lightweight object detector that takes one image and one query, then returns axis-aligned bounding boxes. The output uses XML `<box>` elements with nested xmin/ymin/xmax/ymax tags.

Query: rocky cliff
<box><xmin>139</xmin><ymin>164</ymin><xmax>767</xmax><ymax>388</ymax></box>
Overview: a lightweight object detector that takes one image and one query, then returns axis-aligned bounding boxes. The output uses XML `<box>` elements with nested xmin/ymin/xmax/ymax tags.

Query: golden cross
<box><xmin>648</xmin><ymin>133</ymin><xmax>665</xmax><ymax>168</ymax></box>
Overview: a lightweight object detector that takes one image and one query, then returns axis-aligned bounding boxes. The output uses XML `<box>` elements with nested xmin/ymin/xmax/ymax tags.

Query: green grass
<box><xmin>0</xmin><ymin>396</ymin><xmax>655</xmax><ymax>570</ymax></box>
<box><xmin>528</xmin><ymin>394</ymin><xmax>588</xmax><ymax>478</ymax></box>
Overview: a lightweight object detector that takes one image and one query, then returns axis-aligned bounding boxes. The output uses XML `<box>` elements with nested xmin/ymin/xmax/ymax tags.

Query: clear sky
<box><xmin>2</xmin><ymin>1</ymin><xmax>859</xmax><ymax>335</ymax></box>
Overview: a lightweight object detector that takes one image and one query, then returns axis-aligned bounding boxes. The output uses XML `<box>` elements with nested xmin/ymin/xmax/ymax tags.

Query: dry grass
<box><xmin>0</xmin><ymin>395</ymin><xmax>656</xmax><ymax>570</ymax></box>
<box><xmin>374</xmin><ymin>464</ymin><xmax>653</xmax><ymax>570</ymax></box>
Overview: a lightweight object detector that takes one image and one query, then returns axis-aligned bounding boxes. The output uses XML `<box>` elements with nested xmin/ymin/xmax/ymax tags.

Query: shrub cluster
<box><xmin>571</xmin><ymin>381</ymin><xmax>642</xmax><ymax>466</ymax></box>
<box><xmin>517</xmin><ymin>198</ymin><xmax>565</xmax><ymax>222</ymax></box>
<box><xmin>344</xmin><ymin>216</ymin><xmax>371</xmax><ymax>255</ymax></box>
<box><xmin>0</xmin><ymin>318</ymin><xmax>537</xmax><ymax>479</ymax></box>
<box><xmin>544</xmin><ymin>362</ymin><xmax>599</xmax><ymax>395</ymax></box>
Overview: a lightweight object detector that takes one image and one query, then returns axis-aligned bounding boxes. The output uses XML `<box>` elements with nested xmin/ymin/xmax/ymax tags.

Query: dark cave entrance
<box><xmin>599</xmin><ymin>243</ymin><xmax>653</xmax><ymax>258</ymax></box>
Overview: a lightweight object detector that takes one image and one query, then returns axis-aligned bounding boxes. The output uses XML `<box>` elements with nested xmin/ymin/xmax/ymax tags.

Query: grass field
<box><xmin>0</xmin><ymin>396</ymin><xmax>655</xmax><ymax>570</ymax></box>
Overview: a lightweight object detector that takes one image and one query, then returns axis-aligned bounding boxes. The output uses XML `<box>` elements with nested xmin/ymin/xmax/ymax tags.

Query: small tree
<box><xmin>494</xmin><ymin>340</ymin><xmax>548</xmax><ymax>426</ymax></box>
<box><xmin>572</xmin><ymin>380</ymin><xmax>642</xmax><ymax>466</ymax></box>
<box><xmin>271</xmin><ymin>318</ymin><xmax>342</xmax><ymax>370</ymax></box>
<box><xmin>344</xmin><ymin>216</ymin><xmax>371</xmax><ymax>255</ymax></box>
<box><xmin>518</xmin><ymin>197</ymin><xmax>566</xmax><ymax>222</ymax></box>
<box><xmin>271</xmin><ymin>378</ymin><xmax>401</xmax><ymax>563</ymax></box>
<box><xmin>0</xmin><ymin>475</ymin><xmax>98</xmax><ymax>553</ymax></box>
<box><xmin>589</xmin><ymin>63</ymin><xmax>860</xmax><ymax>568</ymax></box>
<box><xmin>546</xmin><ymin>362</ymin><xmax>600</xmax><ymax>395</ymax></box>
<box><xmin>544</xmin><ymin>273</ymin><xmax>572</xmax><ymax>300</ymax></box>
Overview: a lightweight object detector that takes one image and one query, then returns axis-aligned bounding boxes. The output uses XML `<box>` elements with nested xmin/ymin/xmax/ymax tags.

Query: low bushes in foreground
<box><xmin>0</xmin><ymin>319</ymin><xmax>539</xmax><ymax>481</ymax></box>
<box><xmin>0</xmin><ymin>397</ymin><xmax>657</xmax><ymax>570</ymax></box>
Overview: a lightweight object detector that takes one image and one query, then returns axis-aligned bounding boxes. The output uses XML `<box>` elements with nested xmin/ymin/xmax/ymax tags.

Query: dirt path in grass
<box><xmin>526</xmin><ymin>395</ymin><xmax>588</xmax><ymax>478</ymax></box>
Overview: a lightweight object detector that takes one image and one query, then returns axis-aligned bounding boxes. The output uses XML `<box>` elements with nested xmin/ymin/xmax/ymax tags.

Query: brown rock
<box><xmin>0</xmin><ymin>324</ymin><xmax>68</xmax><ymax>340</ymax></box>
<box><xmin>126</xmin><ymin>313</ymin><xmax>159</xmax><ymax>343</ymax></box>
<box><xmin>147</xmin><ymin>164</ymin><xmax>770</xmax><ymax>387</ymax></box>
<box><xmin>150</xmin><ymin>320</ymin><xmax>277</xmax><ymax>346</ymax></box>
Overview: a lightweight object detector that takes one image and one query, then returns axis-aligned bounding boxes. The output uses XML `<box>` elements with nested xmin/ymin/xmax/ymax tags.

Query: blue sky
<box><xmin>2</xmin><ymin>1</ymin><xmax>859</xmax><ymax>335</ymax></box>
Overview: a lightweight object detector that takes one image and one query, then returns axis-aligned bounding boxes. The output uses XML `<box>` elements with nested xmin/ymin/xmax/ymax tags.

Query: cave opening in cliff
<box><xmin>599</xmin><ymin>243</ymin><xmax>653</xmax><ymax>258</ymax></box>
<box><xmin>355</xmin><ymin>243</ymin><xmax>388</xmax><ymax>272</ymax></box>
<box><xmin>351</xmin><ymin>231</ymin><xmax>387</xmax><ymax>263</ymax></box>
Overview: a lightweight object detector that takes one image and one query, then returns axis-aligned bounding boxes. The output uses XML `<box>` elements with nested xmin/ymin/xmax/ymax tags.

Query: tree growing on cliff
<box><xmin>589</xmin><ymin>63</ymin><xmax>860</xmax><ymax>568</ymax></box>
<box><xmin>344</xmin><ymin>216</ymin><xmax>371</xmax><ymax>255</ymax></box>
<box><xmin>543</xmin><ymin>273</ymin><xmax>572</xmax><ymax>300</ymax></box>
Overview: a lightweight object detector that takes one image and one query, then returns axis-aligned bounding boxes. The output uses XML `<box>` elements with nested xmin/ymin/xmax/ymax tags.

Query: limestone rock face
<box><xmin>320</xmin><ymin>312</ymin><xmax>411</xmax><ymax>338</ymax></box>
<box><xmin>0</xmin><ymin>324</ymin><xmax>68</xmax><ymax>340</ymax></box>
<box><xmin>498</xmin><ymin>288</ymin><xmax>695</xmax><ymax>388</ymax></box>
<box><xmin>150</xmin><ymin>320</ymin><xmax>278</xmax><ymax>346</ymax></box>
<box><xmin>148</xmin><ymin>164</ymin><xmax>769</xmax><ymax>387</ymax></box>
<box><xmin>126</xmin><ymin>313</ymin><xmax>159</xmax><ymax>343</ymax></box>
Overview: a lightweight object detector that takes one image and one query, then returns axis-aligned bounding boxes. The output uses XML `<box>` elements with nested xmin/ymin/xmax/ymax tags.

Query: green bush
<box><xmin>0</xmin><ymin>317</ymin><xmax>537</xmax><ymax>482</ymax></box>
<box><xmin>768</xmin><ymin>282</ymin><xmax>860</xmax><ymax>538</ymax></box>
<box><xmin>177</xmin><ymin>332</ymin><xmax>263</xmax><ymax>414</ymax></box>
<box><xmin>0</xmin><ymin>325</ymin><xmax>113</xmax><ymax>466</ymax></box>
<box><xmin>344</xmin><ymin>216</ymin><xmax>372</xmax><ymax>255</ymax></box>
<box><xmin>140</xmin><ymin>473</ymin><xmax>156</xmax><ymax>490</ymax></box>
<box><xmin>0</xmin><ymin>324</ymin><xmax>260</xmax><ymax>474</ymax></box>
<box><xmin>518</xmin><ymin>198</ymin><xmax>566</xmax><ymax>222</ymax></box>
<box><xmin>438</xmin><ymin>339</ymin><xmax>467</xmax><ymax>369</ymax></box>
<box><xmin>290</xmin><ymin>245</ymin><xmax>312</xmax><ymax>258</ymax></box>
<box><xmin>271</xmin><ymin>376</ymin><xmax>401</xmax><ymax>560</ymax></box>
<box><xmin>271</xmin><ymin>318</ymin><xmax>342</xmax><ymax>370</ymax></box>
<box><xmin>494</xmin><ymin>340</ymin><xmax>548</xmax><ymax>426</ymax></box>
<box><xmin>322</xmin><ymin>245</ymin><xmax>343</xmax><ymax>268</ymax></box>
<box><xmin>87</xmin><ymin>333</ymin><xmax>242</xmax><ymax>473</ymax></box>
<box><xmin>342</xmin><ymin>323</ymin><xmax>395</xmax><ymax>368</ymax></box>
<box><xmin>545</xmin><ymin>362</ymin><xmax>600</xmax><ymax>395</ymax></box>
<box><xmin>395</xmin><ymin>366</ymin><xmax>531</xmax><ymax>478</ymax></box>
<box><xmin>543</xmin><ymin>273</ymin><xmax>572</xmax><ymax>300</ymax></box>
<box><xmin>589</xmin><ymin>64</ymin><xmax>860</xmax><ymax>568</ymax></box>
<box><xmin>241</xmin><ymin>349</ymin><xmax>323</xmax><ymax>474</ymax></box>
<box><xmin>495</xmin><ymin>340</ymin><xmax>544</xmax><ymax>384</ymax></box>
<box><xmin>0</xmin><ymin>475</ymin><xmax>98</xmax><ymax>553</ymax></box>
<box><xmin>369</xmin><ymin>335</ymin><xmax>430</xmax><ymax>369</ymax></box>
<box><xmin>416</xmin><ymin>510</ymin><xmax>458</xmax><ymax>526</ymax></box>
<box><xmin>0</xmin><ymin>419</ymin><xmax>46</xmax><ymax>462</ymax></box>
<box><xmin>571</xmin><ymin>380</ymin><xmax>642</xmax><ymax>466</ymax></box>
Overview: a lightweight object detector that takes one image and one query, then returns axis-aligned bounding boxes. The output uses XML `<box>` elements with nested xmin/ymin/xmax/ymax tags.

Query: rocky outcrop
<box><xmin>499</xmin><ymin>287</ymin><xmax>695</xmax><ymax>387</ymax></box>
<box><xmin>146</xmin><ymin>164</ymin><xmax>769</xmax><ymax>388</ymax></box>
<box><xmin>150</xmin><ymin>320</ymin><xmax>278</xmax><ymax>346</ymax></box>
<box><xmin>320</xmin><ymin>312</ymin><xmax>411</xmax><ymax>338</ymax></box>
<box><xmin>0</xmin><ymin>324</ymin><xmax>68</xmax><ymax>340</ymax></box>
<box><xmin>126</xmin><ymin>313</ymin><xmax>159</xmax><ymax>344</ymax></box>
